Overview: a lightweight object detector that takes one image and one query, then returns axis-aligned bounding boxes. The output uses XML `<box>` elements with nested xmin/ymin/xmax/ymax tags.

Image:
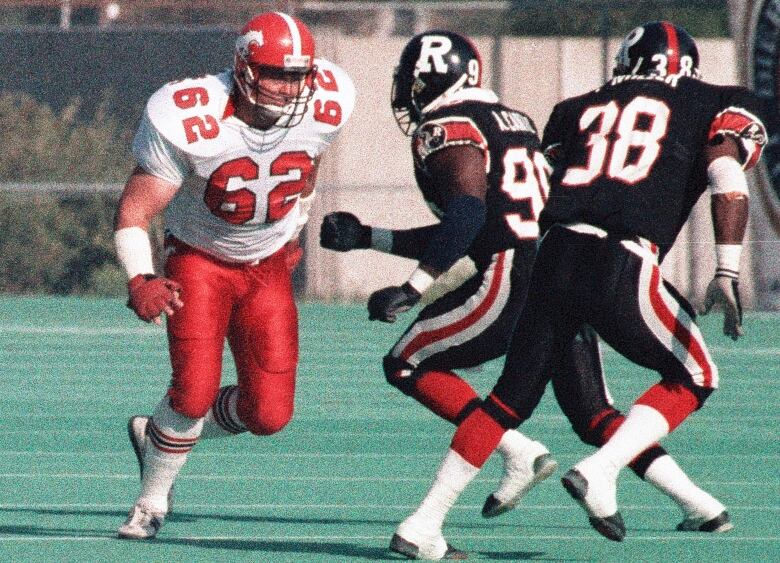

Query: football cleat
<box><xmin>561</xmin><ymin>458</ymin><xmax>625</xmax><ymax>542</ymax></box>
<box><xmin>389</xmin><ymin>533</ymin><xmax>466</xmax><ymax>561</ymax></box>
<box><xmin>390</xmin><ymin>517</ymin><xmax>467</xmax><ymax>560</ymax></box>
<box><xmin>482</xmin><ymin>441</ymin><xmax>558</xmax><ymax>518</ymax></box>
<box><xmin>117</xmin><ymin>503</ymin><xmax>165</xmax><ymax>540</ymax></box>
<box><xmin>128</xmin><ymin>416</ymin><xmax>175</xmax><ymax>514</ymax></box>
<box><xmin>677</xmin><ymin>510</ymin><xmax>733</xmax><ymax>533</ymax></box>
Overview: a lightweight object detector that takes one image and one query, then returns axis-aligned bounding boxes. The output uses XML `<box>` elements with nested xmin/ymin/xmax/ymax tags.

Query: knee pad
<box><xmin>237</xmin><ymin>371</ymin><xmax>295</xmax><ymax>436</ymax></box>
<box><xmin>579</xmin><ymin>407</ymin><xmax>624</xmax><ymax>447</ymax></box>
<box><xmin>382</xmin><ymin>355</ymin><xmax>417</xmax><ymax>395</ymax></box>
<box><xmin>240</xmin><ymin>401</ymin><xmax>293</xmax><ymax>436</ymax></box>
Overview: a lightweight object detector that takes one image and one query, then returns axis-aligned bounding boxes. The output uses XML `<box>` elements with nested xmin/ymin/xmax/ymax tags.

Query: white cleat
<box><xmin>561</xmin><ymin>456</ymin><xmax>625</xmax><ymax>542</ymax></box>
<box><xmin>482</xmin><ymin>440</ymin><xmax>558</xmax><ymax>518</ymax></box>
<box><xmin>128</xmin><ymin>416</ymin><xmax>174</xmax><ymax>513</ymax></box>
<box><xmin>117</xmin><ymin>503</ymin><xmax>165</xmax><ymax>540</ymax></box>
<box><xmin>389</xmin><ymin>519</ymin><xmax>466</xmax><ymax>560</ymax></box>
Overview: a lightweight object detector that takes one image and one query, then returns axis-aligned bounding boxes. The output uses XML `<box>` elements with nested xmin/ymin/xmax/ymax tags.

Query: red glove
<box><xmin>127</xmin><ymin>274</ymin><xmax>183</xmax><ymax>323</ymax></box>
<box><xmin>285</xmin><ymin>240</ymin><xmax>304</xmax><ymax>273</ymax></box>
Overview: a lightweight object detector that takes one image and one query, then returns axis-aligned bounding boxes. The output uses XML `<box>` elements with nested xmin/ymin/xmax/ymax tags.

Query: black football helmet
<box><xmin>613</xmin><ymin>21</ymin><xmax>700</xmax><ymax>79</ymax></box>
<box><xmin>391</xmin><ymin>30</ymin><xmax>482</xmax><ymax>135</ymax></box>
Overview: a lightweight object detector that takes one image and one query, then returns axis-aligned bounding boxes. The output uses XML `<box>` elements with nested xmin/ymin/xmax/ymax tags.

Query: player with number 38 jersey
<box><xmin>113</xmin><ymin>12</ymin><xmax>354</xmax><ymax>541</ymax></box>
<box><xmin>541</xmin><ymin>58</ymin><xmax>765</xmax><ymax>255</ymax></box>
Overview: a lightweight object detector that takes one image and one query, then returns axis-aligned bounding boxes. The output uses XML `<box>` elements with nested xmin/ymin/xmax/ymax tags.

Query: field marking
<box><xmin>0</xmin><ymin>502</ymin><xmax>776</xmax><ymax>511</ymax></box>
<box><xmin>0</xmin><ymin>471</ymin><xmax>777</xmax><ymax>496</ymax></box>
<box><xmin>0</xmin><ymin>534</ymin><xmax>777</xmax><ymax>543</ymax></box>
<box><xmin>0</xmin><ymin>450</ymin><xmax>777</xmax><ymax>460</ymax></box>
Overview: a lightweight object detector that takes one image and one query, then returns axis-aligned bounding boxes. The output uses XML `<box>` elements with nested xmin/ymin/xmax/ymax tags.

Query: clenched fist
<box><xmin>127</xmin><ymin>274</ymin><xmax>184</xmax><ymax>325</ymax></box>
<box><xmin>320</xmin><ymin>212</ymin><xmax>371</xmax><ymax>251</ymax></box>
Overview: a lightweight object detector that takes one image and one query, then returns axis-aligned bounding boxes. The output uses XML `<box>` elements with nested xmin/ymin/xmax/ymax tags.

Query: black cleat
<box><xmin>390</xmin><ymin>533</ymin><xmax>467</xmax><ymax>560</ymax></box>
<box><xmin>677</xmin><ymin>510</ymin><xmax>733</xmax><ymax>533</ymax></box>
<box><xmin>561</xmin><ymin>469</ymin><xmax>625</xmax><ymax>542</ymax></box>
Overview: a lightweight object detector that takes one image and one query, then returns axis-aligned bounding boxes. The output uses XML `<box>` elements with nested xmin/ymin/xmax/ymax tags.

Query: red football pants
<box><xmin>163</xmin><ymin>241</ymin><xmax>298</xmax><ymax>435</ymax></box>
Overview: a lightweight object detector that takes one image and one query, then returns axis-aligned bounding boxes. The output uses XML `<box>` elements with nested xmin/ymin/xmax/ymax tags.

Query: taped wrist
<box><xmin>715</xmin><ymin>244</ymin><xmax>741</xmax><ymax>278</ymax></box>
<box><xmin>419</xmin><ymin>195</ymin><xmax>486</xmax><ymax>273</ymax></box>
<box><xmin>115</xmin><ymin>226</ymin><xmax>155</xmax><ymax>279</ymax></box>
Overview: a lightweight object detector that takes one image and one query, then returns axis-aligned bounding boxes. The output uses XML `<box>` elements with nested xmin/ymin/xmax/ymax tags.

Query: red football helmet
<box><xmin>233</xmin><ymin>12</ymin><xmax>317</xmax><ymax>127</ymax></box>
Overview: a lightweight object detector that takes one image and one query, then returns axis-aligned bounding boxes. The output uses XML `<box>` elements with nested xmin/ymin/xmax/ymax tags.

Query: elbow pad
<box><xmin>420</xmin><ymin>195</ymin><xmax>486</xmax><ymax>273</ymax></box>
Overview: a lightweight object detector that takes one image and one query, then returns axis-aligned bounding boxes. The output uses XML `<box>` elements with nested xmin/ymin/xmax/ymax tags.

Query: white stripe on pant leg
<box><xmin>636</xmin><ymin>255</ymin><xmax>718</xmax><ymax>388</ymax></box>
<box><xmin>392</xmin><ymin>250</ymin><xmax>514</xmax><ymax>367</ymax></box>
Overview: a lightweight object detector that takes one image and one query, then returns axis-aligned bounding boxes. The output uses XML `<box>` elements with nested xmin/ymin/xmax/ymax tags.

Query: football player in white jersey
<box><xmin>113</xmin><ymin>12</ymin><xmax>355</xmax><ymax>539</ymax></box>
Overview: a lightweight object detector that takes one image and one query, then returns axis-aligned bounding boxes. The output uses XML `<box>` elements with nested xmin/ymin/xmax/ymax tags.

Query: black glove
<box><xmin>367</xmin><ymin>283</ymin><xmax>422</xmax><ymax>323</ymax></box>
<box><xmin>320</xmin><ymin>212</ymin><xmax>372</xmax><ymax>251</ymax></box>
<box><xmin>700</xmin><ymin>274</ymin><xmax>743</xmax><ymax>340</ymax></box>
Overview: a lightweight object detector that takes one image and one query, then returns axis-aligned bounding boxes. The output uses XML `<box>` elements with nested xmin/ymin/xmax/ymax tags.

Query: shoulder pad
<box><xmin>708</xmin><ymin>103</ymin><xmax>768</xmax><ymax>170</ymax></box>
<box><xmin>145</xmin><ymin>72</ymin><xmax>232</xmax><ymax>158</ymax></box>
<box><xmin>305</xmin><ymin>58</ymin><xmax>356</xmax><ymax>134</ymax></box>
<box><xmin>412</xmin><ymin>116</ymin><xmax>487</xmax><ymax>162</ymax></box>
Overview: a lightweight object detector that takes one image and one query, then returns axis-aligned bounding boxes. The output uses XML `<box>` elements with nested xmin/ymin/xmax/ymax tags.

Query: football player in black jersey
<box><xmin>320</xmin><ymin>27</ymin><xmax>744</xmax><ymax>559</ymax></box>
<box><xmin>387</xmin><ymin>21</ymin><xmax>767</xmax><ymax>553</ymax></box>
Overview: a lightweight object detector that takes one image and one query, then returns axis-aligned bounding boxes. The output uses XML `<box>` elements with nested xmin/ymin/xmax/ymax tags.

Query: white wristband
<box><xmin>370</xmin><ymin>227</ymin><xmax>393</xmax><ymax>253</ymax></box>
<box><xmin>407</xmin><ymin>267</ymin><xmax>435</xmax><ymax>294</ymax></box>
<box><xmin>715</xmin><ymin>244</ymin><xmax>741</xmax><ymax>278</ymax></box>
<box><xmin>707</xmin><ymin>156</ymin><xmax>749</xmax><ymax>196</ymax></box>
<box><xmin>115</xmin><ymin>226</ymin><xmax>155</xmax><ymax>279</ymax></box>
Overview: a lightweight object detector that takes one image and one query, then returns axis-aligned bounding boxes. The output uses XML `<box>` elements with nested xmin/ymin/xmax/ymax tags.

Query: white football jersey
<box><xmin>132</xmin><ymin>58</ymin><xmax>355</xmax><ymax>262</ymax></box>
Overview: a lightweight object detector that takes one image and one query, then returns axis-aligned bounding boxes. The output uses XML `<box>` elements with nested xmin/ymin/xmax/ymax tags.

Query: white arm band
<box><xmin>406</xmin><ymin>267</ymin><xmax>436</xmax><ymax>294</ymax></box>
<box><xmin>715</xmin><ymin>244</ymin><xmax>742</xmax><ymax>278</ymax></box>
<box><xmin>115</xmin><ymin>226</ymin><xmax>155</xmax><ymax>279</ymax></box>
<box><xmin>292</xmin><ymin>190</ymin><xmax>316</xmax><ymax>239</ymax></box>
<box><xmin>707</xmin><ymin>156</ymin><xmax>749</xmax><ymax>196</ymax></box>
<box><xmin>370</xmin><ymin>227</ymin><xmax>394</xmax><ymax>253</ymax></box>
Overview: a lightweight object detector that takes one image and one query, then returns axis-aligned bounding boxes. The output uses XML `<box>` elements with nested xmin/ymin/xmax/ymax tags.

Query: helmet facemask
<box><xmin>234</xmin><ymin>56</ymin><xmax>316</xmax><ymax>128</ymax></box>
<box><xmin>391</xmin><ymin>66</ymin><xmax>421</xmax><ymax>136</ymax></box>
<box><xmin>232</xmin><ymin>12</ymin><xmax>318</xmax><ymax>129</ymax></box>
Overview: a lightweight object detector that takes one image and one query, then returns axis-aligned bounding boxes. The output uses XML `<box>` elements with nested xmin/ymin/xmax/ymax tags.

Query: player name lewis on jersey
<box><xmin>491</xmin><ymin>110</ymin><xmax>537</xmax><ymax>133</ymax></box>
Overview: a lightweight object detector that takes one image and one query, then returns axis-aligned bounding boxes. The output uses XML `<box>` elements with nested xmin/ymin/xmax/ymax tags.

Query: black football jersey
<box><xmin>411</xmin><ymin>90</ymin><xmax>546</xmax><ymax>266</ymax></box>
<box><xmin>540</xmin><ymin>75</ymin><xmax>767</xmax><ymax>256</ymax></box>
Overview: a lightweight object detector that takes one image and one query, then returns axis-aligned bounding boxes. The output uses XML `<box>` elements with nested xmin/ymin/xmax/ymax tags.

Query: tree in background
<box><xmin>0</xmin><ymin>92</ymin><xmax>134</xmax><ymax>295</ymax></box>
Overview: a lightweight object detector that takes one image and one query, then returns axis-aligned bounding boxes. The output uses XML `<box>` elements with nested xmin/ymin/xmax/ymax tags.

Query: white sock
<box><xmin>200</xmin><ymin>385</ymin><xmax>247</xmax><ymax>439</ymax></box>
<box><xmin>496</xmin><ymin>429</ymin><xmax>536</xmax><ymax>456</ymax></box>
<box><xmin>644</xmin><ymin>455</ymin><xmax>724</xmax><ymax>517</ymax></box>
<box><xmin>138</xmin><ymin>397</ymin><xmax>203</xmax><ymax>513</ymax></box>
<box><xmin>597</xmin><ymin>404</ymin><xmax>670</xmax><ymax>470</ymax></box>
<box><xmin>406</xmin><ymin>449</ymin><xmax>479</xmax><ymax>532</ymax></box>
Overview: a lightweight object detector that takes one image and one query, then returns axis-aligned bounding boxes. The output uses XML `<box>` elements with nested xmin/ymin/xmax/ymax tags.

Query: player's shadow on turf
<box><xmin>0</xmin><ymin>524</ymin><xmax>110</xmax><ymax>538</ymax></box>
<box><xmin>158</xmin><ymin>538</ymin><xmax>392</xmax><ymax>560</ymax></box>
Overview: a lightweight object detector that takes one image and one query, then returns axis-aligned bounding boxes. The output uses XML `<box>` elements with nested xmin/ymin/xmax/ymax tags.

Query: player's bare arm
<box><xmin>115</xmin><ymin>166</ymin><xmax>183</xmax><ymax>325</ymax></box>
<box><xmin>705</xmin><ymin>136</ymin><xmax>749</xmax><ymax>245</ymax></box>
<box><xmin>116</xmin><ymin>166</ymin><xmax>179</xmax><ymax>230</ymax></box>
<box><xmin>700</xmin><ymin>136</ymin><xmax>750</xmax><ymax>339</ymax></box>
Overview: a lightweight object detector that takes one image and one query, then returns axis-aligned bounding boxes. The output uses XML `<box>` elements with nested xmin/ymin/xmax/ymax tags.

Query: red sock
<box><xmin>636</xmin><ymin>382</ymin><xmax>700</xmax><ymax>432</ymax></box>
<box><xmin>412</xmin><ymin>370</ymin><xmax>479</xmax><ymax>424</ymax></box>
<box><xmin>451</xmin><ymin>408</ymin><xmax>505</xmax><ymax>468</ymax></box>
